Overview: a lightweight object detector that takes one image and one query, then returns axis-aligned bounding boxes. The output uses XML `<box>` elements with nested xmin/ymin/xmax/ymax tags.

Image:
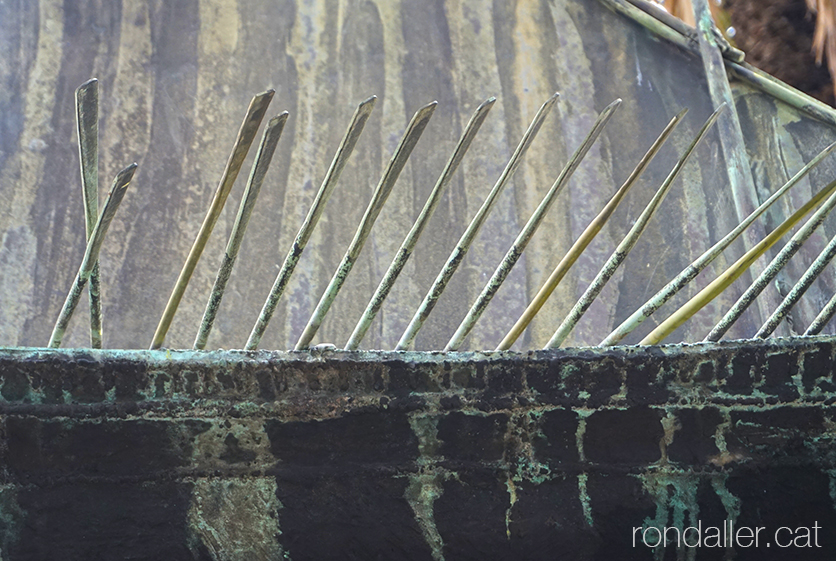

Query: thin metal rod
<box><xmin>805</xmin><ymin>289</ymin><xmax>836</xmax><ymax>335</ymax></box>
<box><xmin>758</xmin><ymin>231</ymin><xmax>836</xmax><ymax>338</ymax></box>
<box><xmin>194</xmin><ymin>113</ymin><xmax>288</xmax><ymax>349</ymax></box>
<box><xmin>294</xmin><ymin>101</ymin><xmax>437</xmax><ymax>350</ymax></box>
<box><xmin>245</xmin><ymin>96</ymin><xmax>377</xmax><ymax>350</ymax></box>
<box><xmin>496</xmin><ymin>107</ymin><xmax>686</xmax><ymax>351</ymax></box>
<box><xmin>727</xmin><ymin>62</ymin><xmax>836</xmax><ymax>129</ymax></box>
<box><xmin>150</xmin><ymin>90</ymin><xmax>274</xmax><ymax>349</ymax></box>
<box><xmin>692</xmin><ymin>0</ymin><xmax>763</xmax><ymax>299</ymax></box>
<box><xmin>345</xmin><ymin>97</ymin><xmax>496</xmax><ymax>350</ymax></box>
<box><xmin>640</xmin><ymin>178</ymin><xmax>836</xmax><ymax>345</ymax></box>
<box><xmin>707</xmin><ymin>179</ymin><xmax>836</xmax><ymax>341</ymax></box>
<box><xmin>546</xmin><ymin>104</ymin><xmax>724</xmax><ymax>349</ymax></box>
<box><xmin>48</xmin><ymin>164</ymin><xmax>137</xmax><ymax>348</ymax></box>
<box><xmin>75</xmin><ymin>78</ymin><xmax>102</xmax><ymax>348</ymax></box>
<box><xmin>597</xmin><ymin>0</ymin><xmax>836</xmax><ymax>128</ymax></box>
<box><xmin>600</xmin><ymin>140</ymin><xmax>836</xmax><ymax>346</ymax></box>
<box><xmin>395</xmin><ymin>92</ymin><xmax>559</xmax><ymax>351</ymax></box>
<box><xmin>443</xmin><ymin>98</ymin><xmax>621</xmax><ymax>352</ymax></box>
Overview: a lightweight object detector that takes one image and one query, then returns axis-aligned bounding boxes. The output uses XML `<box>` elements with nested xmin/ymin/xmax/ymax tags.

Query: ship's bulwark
<box><xmin>0</xmin><ymin>339</ymin><xmax>833</xmax><ymax>559</ymax></box>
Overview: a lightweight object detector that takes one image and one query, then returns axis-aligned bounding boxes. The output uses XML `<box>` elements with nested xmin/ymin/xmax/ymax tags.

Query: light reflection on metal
<box><xmin>443</xmin><ymin>98</ymin><xmax>621</xmax><ymax>352</ymax></box>
<box><xmin>294</xmin><ymin>101</ymin><xmax>438</xmax><ymax>350</ymax></box>
<box><xmin>497</xmin><ymin>107</ymin><xmax>687</xmax><ymax>351</ymax></box>
<box><xmin>395</xmin><ymin>93</ymin><xmax>560</xmax><ymax>351</ymax></box>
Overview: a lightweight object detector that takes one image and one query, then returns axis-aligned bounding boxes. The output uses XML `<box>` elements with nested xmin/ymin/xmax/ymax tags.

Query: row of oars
<box><xmin>49</xmin><ymin>79</ymin><xmax>836</xmax><ymax>351</ymax></box>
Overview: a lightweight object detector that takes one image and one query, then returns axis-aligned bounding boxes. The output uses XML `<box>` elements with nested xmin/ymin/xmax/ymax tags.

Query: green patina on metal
<box><xmin>74</xmin><ymin>78</ymin><xmax>102</xmax><ymax>349</ymax></box>
<box><xmin>0</xmin><ymin>335</ymin><xmax>835</xmax><ymax>555</ymax></box>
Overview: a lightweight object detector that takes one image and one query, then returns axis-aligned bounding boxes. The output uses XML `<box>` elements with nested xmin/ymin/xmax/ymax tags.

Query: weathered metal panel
<box><xmin>0</xmin><ymin>341</ymin><xmax>833</xmax><ymax>557</ymax></box>
<box><xmin>2</xmin><ymin>0</ymin><xmax>836</xmax><ymax>351</ymax></box>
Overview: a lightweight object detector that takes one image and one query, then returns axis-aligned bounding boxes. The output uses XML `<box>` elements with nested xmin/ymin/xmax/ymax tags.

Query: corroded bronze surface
<box><xmin>0</xmin><ymin>338</ymin><xmax>834</xmax><ymax>558</ymax></box>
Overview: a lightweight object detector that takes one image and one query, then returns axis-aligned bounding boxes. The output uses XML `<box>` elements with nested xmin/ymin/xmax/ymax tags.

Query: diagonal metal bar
<box><xmin>294</xmin><ymin>101</ymin><xmax>437</xmax><ymax>350</ymax></box>
<box><xmin>692</xmin><ymin>0</ymin><xmax>765</xmax><ymax>312</ymax></box>
<box><xmin>546</xmin><ymin>104</ymin><xmax>724</xmax><ymax>349</ymax></box>
<box><xmin>600</xmin><ymin>141</ymin><xmax>836</xmax><ymax>346</ymax></box>
<box><xmin>757</xmin><ymin>230</ymin><xmax>836</xmax><ymax>338</ymax></box>
<box><xmin>151</xmin><ymin>90</ymin><xmax>274</xmax><ymax>349</ymax></box>
<box><xmin>194</xmin><ymin>112</ymin><xmax>288</xmax><ymax>350</ymax></box>
<box><xmin>245</xmin><ymin>96</ymin><xmax>377</xmax><ymax>350</ymax></box>
<box><xmin>345</xmin><ymin>97</ymin><xmax>496</xmax><ymax>350</ymax></box>
<box><xmin>598</xmin><ymin>0</ymin><xmax>836</xmax><ymax>128</ymax></box>
<box><xmin>805</xmin><ymin>287</ymin><xmax>836</xmax><ymax>335</ymax></box>
<box><xmin>707</xmin><ymin>178</ymin><xmax>836</xmax><ymax>341</ymax></box>
<box><xmin>395</xmin><ymin>92</ymin><xmax>559</xmax><ymax>351</ymax></box>
<box><xmin>496</xmin><ymin>107</ymin><xmax>686</xmax><ymax>351</ymax></box>
<box><xmin>640</xmin><ymin>178</ymin><xmax>836</xmax><ymax>345</ymax></box>
<box><xmin>75</xmin><ymin>78</ymin><xmax>102</xmax><ymax>348</ymax></box>
<box><xmin>443</xmin><ymin>98</ymin><xmax>621</xmax><ymax>352</ymax></box>
<box><xmin>48</xmin><ymin>164</ymin><xmax>137</xmax><ymax>348</ymax></box>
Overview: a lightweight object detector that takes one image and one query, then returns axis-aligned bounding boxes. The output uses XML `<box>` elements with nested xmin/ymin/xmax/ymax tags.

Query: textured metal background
<box><xmin>2</xmin><ymin>0</ymin><xmax>836</xmax><ymax>350</ymax></box>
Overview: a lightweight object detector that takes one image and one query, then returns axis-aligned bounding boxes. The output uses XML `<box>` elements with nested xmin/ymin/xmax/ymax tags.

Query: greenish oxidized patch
<box><xmin>0</xmin><ymin>484</ymin><xmax>24</xmax><ymax>557</ymax></box>
<box><xmin>575</xmin><ymin>414</ymin><xmax>589</xmax><ymax>463</ymax></box>
<box><xmin>187</xmin><ymin>477</ymin><xmax>289</xmax><ymax>560</ymax></box>
<box><xmin>635</xmin><ymin>471</ymin><xmax>702</xmax><ymax>561</ymax></box>
<box><xmin>189</xmin><ymin>417</ymin><xmax>274</xmax><ymax>471</ymax></box>
<box><xmin>578</xmin><ymin>473</ymin><xmax>593</xmax><ymax>527</ymax></box>
<box><xmin>827</xmin><ymin>469</ymin><xmax>836</xmax><ymax>511</ymax></box>
<box><xmin>405</xmin><ymin>412</ymin><xmax>447</xmax><ymax>561</ymax></box>
<box><xmin>405</xmin><ymin>473</ymin><xmax>446</xmax><ymax>561</ymax></box>
<box><xmin>508</xmin><ymin>411</ymin><xmax>552</xmax><ymax>485</ymax></box>
<box><xmin>710</xmin><ymin>474</ymin><xmax>742</xmax><ymax>526</ymax></box>
<box><xmin>505</xmin><ymin>477</ymin><xmax>517</xmax><ymax>538</ymax></box>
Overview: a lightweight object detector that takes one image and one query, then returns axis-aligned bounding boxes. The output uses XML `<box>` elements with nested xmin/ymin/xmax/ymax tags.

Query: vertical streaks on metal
<box><xmin>707</xmin><ymin>182</ymin><xmax>836</xmax><ymax>341</ymax></box>
<box><xmin>48</xmin><ymin>164</ymin><xmax>137</xmax><ymax>348</ymax></box>
<box><xmin>546</xmin><ymin>104</ymin><xmax>723</xmax><ymax>349</ymax></box>
<box><xmin>640</xmin><ymin>179</ymin><xmax>836</xmax><ymax>345</ymax></box>
<box><xmin>294</xmin><ymin>101</ymin><xmax>437</xmax><ymax>350</ymax></box>
<box><xmin>345</xmin><ymin>97</ymin><xmax>495</xmax><ymax>350</ymax></box>
<box><xmin>395</xmin><ymin>93</ymin><xmax>559</xmax><ymax>351</ymax></box>
<box><xmin>601</xmin><ymin>141</ymin><xmax>836</xmax><ymax>346</ymax></box>
<box><xmin>496</xmin><ymin>107</ymin><xmax>686</xmax><ymax>351</ymax></box>
<box><xmin>245</xmin><ymin>96</ymin><xmax>377</xmax><ymax>350</ymax></box>
<box><xmin>443</xmin><ymin>98</ymin><xmax>620</xmax><ymax>352</ymax></box>
<box><xmin>75</xmin><ymin>79</ymin><xmax>102</xmax><ymax>348</ymax></box>
<box><xmin>194</xmin><ymin>112</ymin><xmax>288</xmax><ymax>350</ymax></box>
<box><xmin>691</xmin><ymin>0</ymin><xmax>764</xmax><ymax>315</ymax></box>
<box><xmin>150</xmin><ymin>90</ymin><xmax>274</xmax><ymax>349</ymax></box>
